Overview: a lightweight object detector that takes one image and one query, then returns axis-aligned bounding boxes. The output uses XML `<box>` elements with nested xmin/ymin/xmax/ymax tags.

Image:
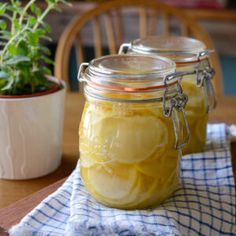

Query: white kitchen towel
<box><xmin>9</xmin><ymin>124</ymin><xmax>236</xmax><ymax>236</ymax></box>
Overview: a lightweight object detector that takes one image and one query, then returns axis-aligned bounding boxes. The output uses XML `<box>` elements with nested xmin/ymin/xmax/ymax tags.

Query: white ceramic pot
<box><xmin>0</xmin><ymin>81</ymin><xmax>65</xmax><ymax>179</ymax></box>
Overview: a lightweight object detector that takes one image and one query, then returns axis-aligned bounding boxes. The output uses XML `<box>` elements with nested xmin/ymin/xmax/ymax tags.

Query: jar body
<box><xmin>79</xmin><ymin>97</ymin><xmax>181</xmax><ymax>209</ymax></box>
<box><xmin>120</xmin><ymin>36</ymin><xmax>216</xmax><ymax>154</ymax></box>
<box><xmin>179</xmin><ymin>63</ymin><xmax>208</xmax><ymax>154</ymax></box>
<box><xmin>181</xmin><ymin>79</ymin><xmax>208</xmax><ymax>154</ymax></box>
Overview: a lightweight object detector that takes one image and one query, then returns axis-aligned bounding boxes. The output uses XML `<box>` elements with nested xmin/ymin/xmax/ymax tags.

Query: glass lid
<box><xmin>83</xmin><ymin>54</ymin><xmax>177</xmax><ymax>91</ymax></box>
<box><xmin>131</xmin><ymin>36</ymin><xmax>206</xmax><ymax>63</ymax></box>
<box><xmin>88</xmin><ymin>54</ymin><xmax>175</xmax><ymax>77</ymax></box>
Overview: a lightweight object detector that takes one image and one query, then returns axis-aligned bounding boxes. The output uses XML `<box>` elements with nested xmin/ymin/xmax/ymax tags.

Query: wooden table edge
<box><xmin>0</xmin><ymin>178</ymin><xmax>66</xmax><ymax>230</ymax></box>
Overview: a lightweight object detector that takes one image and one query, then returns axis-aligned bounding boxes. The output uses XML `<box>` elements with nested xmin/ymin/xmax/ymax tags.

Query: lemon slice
<box><xmin>182</xmin><ymin>80</ymin><xmax>206</xmax><ymax>116</ymax></box>
<box><xmin>81</xmin><ymin>164</ymin><xmax>160</xmax><ymax>209</ymax></box>
<box><xmin>133</xmin><ymin>170</ymin><xmax>179</xmax><ymax>209</ymax></box>
<box><xmin>79</xmin><ymin>139</ymin><xmax>112</xmax><ymax>167</ymax></box>
<box><xmin>81</xmin><ymin>162</ymin><xmax>178</xmax><ymax>209</ymax></box>
<box><xmin>140</xmin><ymin>170</ymin><xmax>179</xmax><ymax>208</ymax></box>
<box><xmin>80</xmin><ymin>153</ymin><xmax>97</xmax><ymax>168</ymax></box>
<box><xmin>135</xmin><ymin>150</ymin><xmax>180</xmax><ymax>179</ymax></box>
<box><xmin>81</xmin><ymin>162</ymin><xmax>137</xmax><ymax>200</ymax></box>
<box><xmin>132</xmin><ymin>173</ymin><xmax>159</xmax><ymax>205</ymax></box>
<box><xmin>80</xmin><ymin>101</ymin><xmax>175</xmax><ymax>164</ymax></box>
<box><xmin>194</xmin><ymin>114</ymin><xmax>208</xmax><ymax>143</ymax></box>
<box><xmin>92</xmin><ymin>115</ymin><xmax>169</xmax><ymax>163</ymax></box>
<box><xmin>183</xmin><ymin>114</ymin><xmax>207</xmax><ymax>154</ymax></box>
<box><xmin>79</xmin><ymin>153</ymin><xmax>114</xmax><ymax>168</ymax></box>
<box><xmin>113</xmin><ymin>173</ymin><xmax>159</xmax><ymax>209</ymax></box>
<box><xmin>103</xmin><ymin>172</ymin><xmax>159</xmax><ymax>209</ymax></box>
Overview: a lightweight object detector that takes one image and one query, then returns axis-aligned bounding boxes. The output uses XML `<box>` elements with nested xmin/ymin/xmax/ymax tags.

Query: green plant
<box><xmin>0</xmin><ymin>0</ymin><xmax>70</xmax><ymax>95</ymax></box>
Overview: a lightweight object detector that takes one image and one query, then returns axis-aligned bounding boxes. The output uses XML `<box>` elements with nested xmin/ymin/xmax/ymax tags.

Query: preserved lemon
<box><xmin>79</xmin><ymin>101</ymin><xmax>180</xmax><ymax>209</ymax></box>
<box><xmin>181</xmin><ymin>79</ymin><xmax>208</xmax><ymax>154</ymax></box>
<box><xmin>78</xmin><ymin>54</ymin><xmax>188</xmax><ymax>209</ymax></box>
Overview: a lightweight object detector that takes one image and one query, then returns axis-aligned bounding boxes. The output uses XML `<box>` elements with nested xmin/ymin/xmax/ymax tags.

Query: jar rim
<box><xmin>130</xmin><ymin>36</ymin><xmax>208</xmax><ymax>64</ymax></box>
<box><xmin>84</xmin><ymin>76</ymin><xmax>178</xmax><ymax>92</ymax></box>
<box><xmin>82</xmin><ymin>54</ymin><xmax>177</xmax><ymax>92</ymax></box>
<box><xmin>88</xmin><ymin>54</ymin><xmax>175</xmax><ymax>77</ymax></box>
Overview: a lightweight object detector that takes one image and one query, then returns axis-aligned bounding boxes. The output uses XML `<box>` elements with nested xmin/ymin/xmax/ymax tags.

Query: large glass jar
<box><xmin>78</xmin><ymin>54</ymin><xmax>189</xmax><ymax>209</ymax></box>
<box><xmin>119</xmin><ymin>36</ymin><xmax>216</xmax><ymax>154</ymax></box>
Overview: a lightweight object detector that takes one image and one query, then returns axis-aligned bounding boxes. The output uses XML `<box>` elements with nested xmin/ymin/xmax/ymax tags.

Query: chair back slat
<box><xmin>93</xmin><ymin>16</ymin><xmax>102</xmax><ymax>58</ymax></box>
<box><xmin>114</xmin><ymin>9</ymin><xmax>124</xmax><ymax>47</ymax></box>
<box><xmin>104</xmin><ymin>11</ymin><xmax>116</xmax><ymax>54</ymax></box>
<box><xmin>162</xmin><ymin>12</ymin><xmax>169</xmax><ymax>35</ymax></box>
<box><xmin>55</xmin><ymin>0</ymin><xmax>223</xmax><ymax>95</ymax></box>
<box><xmin>75</xmin><ymin>33</ymin><xmax>84</xmax><ymax>65</ymax></box>
<box><xmin>139</xmin><ymin>8</ymin><xmax>147</xmax><ymax>38</ymax></box>
<box><xmin>149</xmin><ymin>10</ymin><xmax>158</xmax><ymax>35</ymax></box>
<box><xmin>180</xmin><ymin>23</ymin><xmax>188</xmax><ymax>36</ymax></box>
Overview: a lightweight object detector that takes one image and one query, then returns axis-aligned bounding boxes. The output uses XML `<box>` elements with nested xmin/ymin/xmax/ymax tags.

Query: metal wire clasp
<box><xmin>77</xmin><ymin>62</ymin><xmax>89</xmax><ymax>82</ymax></box>
<box><xmin>203</xmin><ymin>69</ymin><xmax>217</xmax><ymax>112</ymax></box>
<box><xmin>196</xmin><ymin>50</ymin><xmax>215</xmax><ymax>87</ymax></box>
<box><xmin>163</xmin><ymin>72</ymin><xmax>189</xmax><ymax>149</ymax></box>
<box><xmin>118</xmin><ymin>43</ymin><xmax>131</xmax><ymax>54</ymax></box>
<box><xmin>195</xmin><ymin>51</ymin><xmax>217</xmax><ymax>112</ymax></box>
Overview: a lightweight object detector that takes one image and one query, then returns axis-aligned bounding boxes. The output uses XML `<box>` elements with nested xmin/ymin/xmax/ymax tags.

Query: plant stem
<box><xmin>9</xmin><ymin>0</ymin><xmax>16</xmax><ymax>34</ymax></box>
<box><xmin>19</xmin><ymin>0</ymin><xmax>37</xmax><ymax>25</ymax></box>
<box><xmin>11</xmin><ymin>11</ymin><xmax>17</xmax><ymax>34</ymax></box>
<box><xmin>1</xmin><ymin>26</ymin><xmax>28</xmax><ymax>60</ymax></box>
<box><xmin>33</xmin><ymin>3</ymin><xmax>55</xmax><ymax>30</ymax></box>
<box><xmin>1</xmin><ymin>14</ymin><xmax>12</xmax><ymax>21</ymax></box>
<box><xmin>1</xmin><ymin>0</ymin><xmax>56</xmax><ymax>62</ymax></box>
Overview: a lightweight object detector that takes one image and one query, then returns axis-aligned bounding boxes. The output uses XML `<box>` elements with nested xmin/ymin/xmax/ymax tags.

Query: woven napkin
<box><xmin>9</xmin><ymin>124</ymin><xmax>236</xmax><ymax>236</ymax></box>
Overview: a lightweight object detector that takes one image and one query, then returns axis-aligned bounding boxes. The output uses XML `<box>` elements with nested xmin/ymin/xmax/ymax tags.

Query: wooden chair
<box><xmin>54</xmin><ymin>0</ymin><xmax>223</xmax><ymax>95</ymax></box>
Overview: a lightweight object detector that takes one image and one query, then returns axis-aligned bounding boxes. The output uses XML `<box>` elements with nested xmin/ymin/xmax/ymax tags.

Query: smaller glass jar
<box><xmin>78</xmin><ymin>54</ymin><xmax>189</xmax><ymax>209</ymax></box>
<box><xmin>119</xmin><ymin>36</ymin><xmax>216</xmax><ymax>154</ymax></box>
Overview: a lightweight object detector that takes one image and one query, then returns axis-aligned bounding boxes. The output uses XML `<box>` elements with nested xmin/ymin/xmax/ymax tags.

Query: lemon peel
<box><xmin>81</xmin><ymin>163</ymin><xmax>138</xmax><ymax>200</ymax></box>
<box><xmin>135</xmin><ymin>150</ymin><xmax>180</xmax><ymax>179</ymax></box>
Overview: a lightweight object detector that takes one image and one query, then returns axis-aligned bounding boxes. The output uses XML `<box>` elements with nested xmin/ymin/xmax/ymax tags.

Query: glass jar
<box><xmin>119</xmin><ymin>36</ymin><xmax>216</xmax><ymax>155</ymax></box>
<box><xmin>77</xmin><ymin>54</ymin><xmax>189</xmax><ymax>209</ymax></box>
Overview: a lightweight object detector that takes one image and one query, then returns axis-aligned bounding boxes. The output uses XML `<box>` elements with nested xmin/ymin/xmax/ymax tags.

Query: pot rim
<box><xmin>0</xmin><ymin>76</ymin><xmax>65</xmax><ymax>99</ymax></box>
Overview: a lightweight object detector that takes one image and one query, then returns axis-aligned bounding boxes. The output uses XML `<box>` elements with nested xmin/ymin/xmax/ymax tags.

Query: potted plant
<box><xmin>0</xmin><ymin>0</ymin><xmax>70</xmax><ymax>179</ymax></box>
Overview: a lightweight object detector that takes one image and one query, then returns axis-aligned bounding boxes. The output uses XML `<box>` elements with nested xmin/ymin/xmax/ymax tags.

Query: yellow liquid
<box><xmin>79</xmin><ymin>100</ymin><xmax>180</xmax><ymax>209</ymax></box>
<box><xmin>181</xmin><ymin>79</ymin><xmax>208</xmax><ymax>155</ymax></box>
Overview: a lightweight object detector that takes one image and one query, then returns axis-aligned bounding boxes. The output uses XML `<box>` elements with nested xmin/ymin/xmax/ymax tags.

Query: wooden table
<box><xmin>0</xmin><ymin>93</ymin><xmax>236</xmax><ymax>232</ymax></box>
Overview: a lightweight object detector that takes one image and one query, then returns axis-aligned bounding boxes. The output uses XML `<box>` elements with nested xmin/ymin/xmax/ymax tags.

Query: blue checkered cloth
<box><xmin>9</xmin><ymin>124</ymin><xmax>236</xmax><ymax>236</ymax></box>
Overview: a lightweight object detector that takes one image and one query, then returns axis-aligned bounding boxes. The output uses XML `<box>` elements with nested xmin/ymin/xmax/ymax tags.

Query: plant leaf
<box><xmin>1</xmin><ymin>31</ymin><xmax>11</xmax><ymax>37</ymax></box>
<box><xmin>34</xmin><ymin>28</ymin><xmax>47</xmax><ymax>37</ymax></box>
<box><xmin>40</xmin><ymin>46</ymin><xmax>51</xmax><ymax>55</ymax></box>
<box><xmin>30</xmin><ymin>4</ymin><xmax>42</xmax><ymax>17</ymax></box>
<box><xmin>0</xmin><ymin>20</ymin><xmax>7</xmax><ymax>30</ymax></box>
<box><xmin>41</xmin><ymin>22</ymin><xmax>51</xmax><ymax>33</ymax></box>
<box><xmin>28</xmin><ymin>31</ymin><xmax>39</xmax><ymax>46</ymax></box>
<box><xmin>42</xmin><ymin>67</ymin><xmax>52</xmax><ymax>75</ymax></box>
<box><xmin>17</xmin><ymin>40</ymin><xmax>29</xmax><ymax>56</ymax></box>
<box><xmin>28</xmin><ymin>16</ymin><xmax>37</xmax><ymax>26</ymax></box>
<box><xmin>1</xmin><ymin>77</ymin><xmax>14</xmax><ymax>91</ymax></box>
<box><xmin>0</xmin><ymin>3</ymin><xmax>7</xmax><ymax>14</ymax></box>
<box><xmin>6</xmin><ymin>56</ymin><xmax>31</xmax><ymax>65</ymax></box>
<box><xmin>8</xmin><ymin>44</ymin><xmax>17</xmax><ymax>55</ymax></box>
<box><xmin>0</xmin><ymin>79</ymin><xmax>7</xmax><ymax>91</ymax></box>
<box><xmin>42</xmin><ymin>56</ymin><xmax>54</xmax><ymax>65</ymax></box>
<box><xmin>0</xmin><ymin>71</ymin><xmax>9</xmax><ymax>80</ymax></box>
<box><xmin>7</xmin><ymin>5</ymin><xmax>21</xmax><ymax>14</ymax></box>
<box><xmin>0</xmin><ymin>0</ymin><xmax>69</xmax><ymax>95</ymax></box>
<box><xmin>13</xmin><ymin>19</ymin><xmax>21</xmax><ymax>30</ymax></box>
